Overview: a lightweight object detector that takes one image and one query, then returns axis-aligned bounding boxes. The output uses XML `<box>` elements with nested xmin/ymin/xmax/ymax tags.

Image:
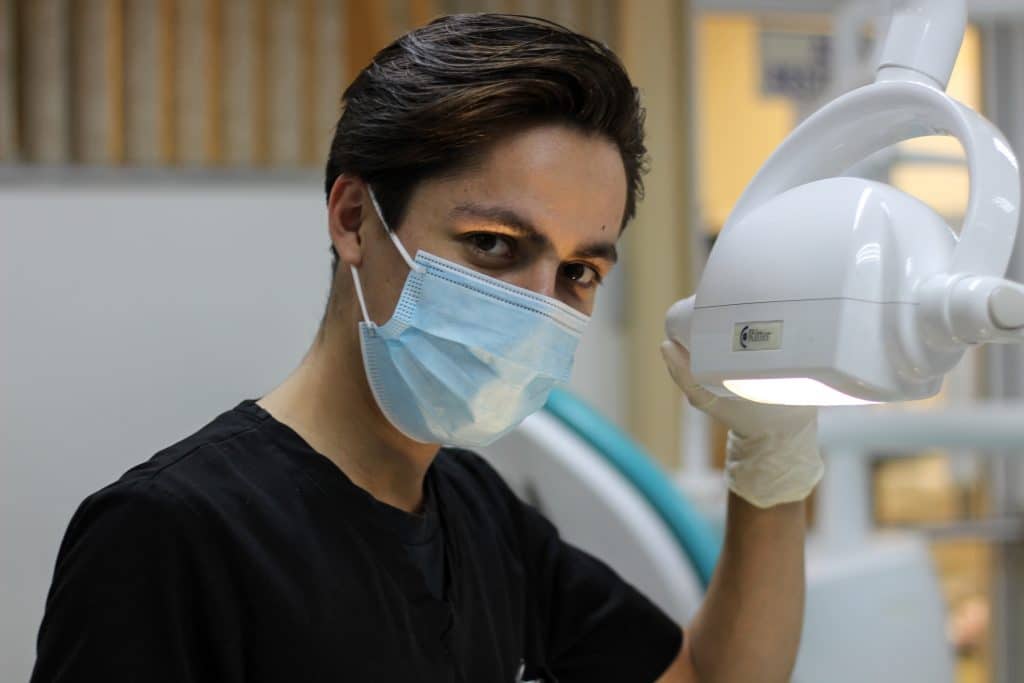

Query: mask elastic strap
<box><xmin>351</xmin><ymin>186</ymin><xmax>422</xmax><ymax>326</ymax></box>
<box><xmin>366</xmin><ymin>186</ymin><xmax>420</xmax><ymax>272</ymax></box>
<box><xmin>350</xmin><ymin>264</ymin><xmax>372</xmax><ymax>325</ymax></box>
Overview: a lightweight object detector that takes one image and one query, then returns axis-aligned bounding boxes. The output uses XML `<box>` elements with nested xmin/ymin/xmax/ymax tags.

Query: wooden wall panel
<box><xmin>299</xmin><ymin>0</ymin><xmax>317</xmax><ymax>165</ymax></box>
<box><xmin>0</xmin><ymin>0</ymin><xmax>16</xmax><ymax>160</ymax></box>
<box><xmin>344</xmin><ymin>0</ymin><xmax>392</xmax><ymax>84</ymax></box>
<box><xmin>588</xmin><ymin>0</ymin><xmax>616</xmax><ymax>46</ymax></box>
<box><xmin>267</xmin><ymin>0</ymin><xmax>301</xmax><ymax>165</ymax></box>
<box><xmin>409</xmin><ymin>0</ymin><xmax>440</xmax><ymax>28</ymax></box>
<box><xmin>4</xmin><ymin>0</ymin><xmax>626</xmax><ymax>168</ymax></box>
<box><xmin>107</xmin><ymin>0</ymin><xmax>125</xmax><ymax>163</ymax></box>
<box><xmin>19</xmin><ymin>0</ymin><xmax>70</xmax><ymax>163</ymax></box>
<box><xmin>70</xmin><ymin>0</ymin><xmax>112</xmax><ymax>163</ymax></box>
<box><xmin>223</xmin><ymin>0</ymin><xmax>255</xmax><ymax>165</ymax></box>
<box><xmin>251</xmin><ymin>0</ymin><xmax>269</xmax><ymax>164</ymax></box>
<box><xmin>548</xmin><ymin>0</ymin><xmax>575</xmax><ymax>29</ymax></box>
<box><xmin>175</xmin><ymin>0</ymin><xmax>206</xmax><ymax>164</ymax></box>
<box><xmin>511</xmin><ymin>0</ymin><xmax>551</xmax><ymax>17</ymax></box>
<box><xmin>475</xmin><ymin>0</ymin><xmax>505</xmax><ymax>13</ymax></box>
<box><xmin>312</xmin><ymin>0</ymin><xmax>346</xmax><ymax>171</ymax></box>
<box><xmin>204</xmin><ymin>0</ymin><xmax>224</xmax><ymax>164</ymax></box>
<box><xmin>387</xmin><ymin>0</ymin><xmax>410</xmax><ymax>34</ymax></box>
<box><xmin>158</xmin><ymin>0</ymin><xmax>177</xmax><ymax>163</ymax></box>
<box><xmin>440</xmin><ymin>0</ymin><xmax>469</xmax><ymax>14</ymax></box>
<box><xmin>125</xmin><ymin>0</ymin><xmax>160</xmax><ymax>164</ymax></box>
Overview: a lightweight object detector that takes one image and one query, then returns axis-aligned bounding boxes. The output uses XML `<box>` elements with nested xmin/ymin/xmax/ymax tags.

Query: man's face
<box><xmin>346</xmin><ymin>123</ymin><xmax>627</xmax><ymax>324</ymax></box>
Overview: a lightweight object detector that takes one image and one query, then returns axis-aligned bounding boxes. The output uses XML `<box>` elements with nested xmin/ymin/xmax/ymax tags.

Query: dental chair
<box><xmin>478</xmin><ymin>388</ymin><xmax>719</xmax><ymax>626</ymax></box>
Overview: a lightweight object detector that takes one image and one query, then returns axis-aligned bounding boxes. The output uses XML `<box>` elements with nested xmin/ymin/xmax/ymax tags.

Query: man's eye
<box><xmin>467</xmin><ymin>233</ymin><xmax>514</xmax><ymax>258</ymax></box>
<box><xmin>562</xmin><ymin>263</ymin><xmax>601</xmax><ymax>288</ymax></box>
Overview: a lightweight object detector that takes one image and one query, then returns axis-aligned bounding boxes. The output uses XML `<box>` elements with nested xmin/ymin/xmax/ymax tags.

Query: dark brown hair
<box><xmin>324</xmin><ymin>12</ymin><xmax>647</xmax><ymax>271</ymax></box>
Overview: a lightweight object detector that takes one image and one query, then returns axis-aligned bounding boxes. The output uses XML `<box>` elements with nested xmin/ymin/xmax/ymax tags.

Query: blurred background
<box><xmin>2</xmin><ymin>1</ymin><xmax>1024</xmax><ymax>682</ymax></box>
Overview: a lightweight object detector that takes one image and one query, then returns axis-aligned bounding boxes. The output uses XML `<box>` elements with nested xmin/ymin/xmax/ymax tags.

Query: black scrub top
<box><xmin>31</xmin><ymin>399</ymin><xmax>683</xmax><ymax>683</ymax></box>
<box><xmin>373</xmin><ymin>460</ymin><xmax>447</xmax><ymax>602</ymax></box>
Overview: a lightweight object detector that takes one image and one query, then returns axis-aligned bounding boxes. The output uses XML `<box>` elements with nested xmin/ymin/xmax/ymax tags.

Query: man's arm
<box><xmin>656</xmin><ymin>495</ymin><xmax>806</xmax><ymax>683</ymax></box>
<box><xmin>657</xmin><ymin>340</ymin><xmax>820</xmax><ymax>682</ymax></box>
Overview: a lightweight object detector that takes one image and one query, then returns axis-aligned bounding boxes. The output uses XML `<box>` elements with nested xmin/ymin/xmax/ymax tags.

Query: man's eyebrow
<box><xmin>573</xmin><ymin>241</ymin><xmax>619</xmax><ymax>264</ymax></box>
<box><xmin>450</xmin><ymin>203</ymin><xmax>549</xmax><ymax>245</ymax></box>
<box><xmin>450</xmin><ymin>201</ymin><xmax>618</xmax><ymax>264</ymax></box>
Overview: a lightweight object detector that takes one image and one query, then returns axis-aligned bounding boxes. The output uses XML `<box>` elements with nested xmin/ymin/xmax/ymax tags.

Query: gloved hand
<box><xmin>659</xmin><ymin>339</ymin><xmax>823</xmax><ymax>508</ymax></box>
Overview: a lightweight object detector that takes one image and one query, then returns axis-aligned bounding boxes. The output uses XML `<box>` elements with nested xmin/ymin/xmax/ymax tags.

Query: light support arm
<box><xmin>876</xmin><ymin>0</ymin><xmax>967</xmax><ymax>89</ymax></box>
<box><xmin>722</xmin><ymin>81</ymin><xmax>1020</xmax><ymax>281</ymax></box>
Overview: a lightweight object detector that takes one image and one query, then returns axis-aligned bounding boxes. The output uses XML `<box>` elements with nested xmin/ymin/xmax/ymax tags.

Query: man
<box><xmin>32</xmin><ymin>13</ymin><xmax>821</xmax><ymax>682</ymax></box>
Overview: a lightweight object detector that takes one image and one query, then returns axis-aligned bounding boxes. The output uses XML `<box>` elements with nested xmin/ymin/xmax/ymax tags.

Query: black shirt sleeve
<box><xmin>31</xmin><ymin>480</ymin><xmax>234</xmax><ymax>683</ymax></box>
<box><xmin>518</xmin><ymin>501</ymin><xmax>684</xmax><ymax>682</ymax></box>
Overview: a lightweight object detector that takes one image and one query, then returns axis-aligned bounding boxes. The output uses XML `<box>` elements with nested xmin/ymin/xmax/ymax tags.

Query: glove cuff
<box><xmin>725</xmin><ymin>420</ymin><xmax>823</xmax><ymax>509</ymax></box>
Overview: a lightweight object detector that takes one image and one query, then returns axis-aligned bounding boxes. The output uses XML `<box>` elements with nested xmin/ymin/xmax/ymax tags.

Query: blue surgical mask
<box><xmin>350</xmin><ymin>188</ymin><xmax>589</xmax><ymax>447</ymax></box>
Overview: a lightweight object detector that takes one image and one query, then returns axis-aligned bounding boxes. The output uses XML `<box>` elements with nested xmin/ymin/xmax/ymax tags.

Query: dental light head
<box><xmin>665</xmin><ymin>0</ymin><xmax>1022</xmax><ymax>406</ymax></box>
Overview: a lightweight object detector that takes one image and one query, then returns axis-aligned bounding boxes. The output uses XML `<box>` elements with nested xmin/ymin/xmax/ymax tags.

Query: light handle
<box><xmin>918</xmin><ymin>275</ymin><xmax>1024</xmax><ymax>349</ymax></box>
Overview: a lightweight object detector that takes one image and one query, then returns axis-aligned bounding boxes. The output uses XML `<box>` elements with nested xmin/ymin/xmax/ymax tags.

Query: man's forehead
<box><xmin>444</xmin><ymin>125</ymin><xmax>625</xmax><ymax>228</ymax></box>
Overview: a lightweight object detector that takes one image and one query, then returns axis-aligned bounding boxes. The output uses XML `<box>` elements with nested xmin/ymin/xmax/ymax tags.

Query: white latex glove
<box><xmin>660</xmin><ymin>339</ymin><xmax>823</xmax><ymax>509</ymax></box>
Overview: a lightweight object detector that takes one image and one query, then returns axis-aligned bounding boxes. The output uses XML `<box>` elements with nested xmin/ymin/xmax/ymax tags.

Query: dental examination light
<box><xmin>665</xmin><ymin>0</ymin><xmax>1022</xmax><ymax>406</ymax></box>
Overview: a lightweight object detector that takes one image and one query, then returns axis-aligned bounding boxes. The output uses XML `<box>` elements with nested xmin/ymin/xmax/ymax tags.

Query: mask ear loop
<box><xmin>350</xmin><ymin>263</ymin><xmax>373</xmax><ymax>326</ymax></box>
<box><xmin>366</xmin><ymin>186</ymin><xmax>421</xmax><ymax>272</ymax></box>
<box><xmin>350</xmin><ymin>185</ymin><xmax>423</xmax><ymax>326</ymax></box>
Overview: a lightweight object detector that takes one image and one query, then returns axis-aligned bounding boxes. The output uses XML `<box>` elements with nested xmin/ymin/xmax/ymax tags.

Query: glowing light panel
<box><xmin>723</xmin><ymin>377</ymin><xmax>881</xmax><ymax>406</ymax></box>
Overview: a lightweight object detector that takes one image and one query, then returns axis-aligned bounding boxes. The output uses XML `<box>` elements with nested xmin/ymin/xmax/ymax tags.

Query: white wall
<box><xmin>0</xmin><ymin>178</ymin><xmax>625</xmax><ymax>681</ymax></box>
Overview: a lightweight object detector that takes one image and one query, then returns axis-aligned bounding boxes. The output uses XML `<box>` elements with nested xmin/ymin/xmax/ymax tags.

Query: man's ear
<box><xmin>327</xmin><ymin>174</ymin><xmax>371</xmax><ymax>268</ymax></box>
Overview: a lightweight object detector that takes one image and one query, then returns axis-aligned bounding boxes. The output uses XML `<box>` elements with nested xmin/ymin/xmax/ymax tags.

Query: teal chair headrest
<box><xmin>544</xmin><ymin>388</ymin><xmax>721</xmax><ymax>587</ymax></box>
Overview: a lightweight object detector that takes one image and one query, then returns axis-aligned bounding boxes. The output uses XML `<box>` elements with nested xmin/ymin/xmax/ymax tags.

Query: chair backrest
<box><xmin>478</xmin><ymin>389</ymin><xmax>721</xmax><ymax>624</ymax></box>
<box><xmin>544</xmin><ymin>389</ymin><xmax>722</xmax><ymax>585</ymax></box>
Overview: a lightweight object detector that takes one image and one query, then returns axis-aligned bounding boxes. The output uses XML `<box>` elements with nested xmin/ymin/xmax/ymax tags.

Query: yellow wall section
<box><xmin>698</xmin><ymin>14</ymin><xmax>796</xmax><ymax>233</ymax></box>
